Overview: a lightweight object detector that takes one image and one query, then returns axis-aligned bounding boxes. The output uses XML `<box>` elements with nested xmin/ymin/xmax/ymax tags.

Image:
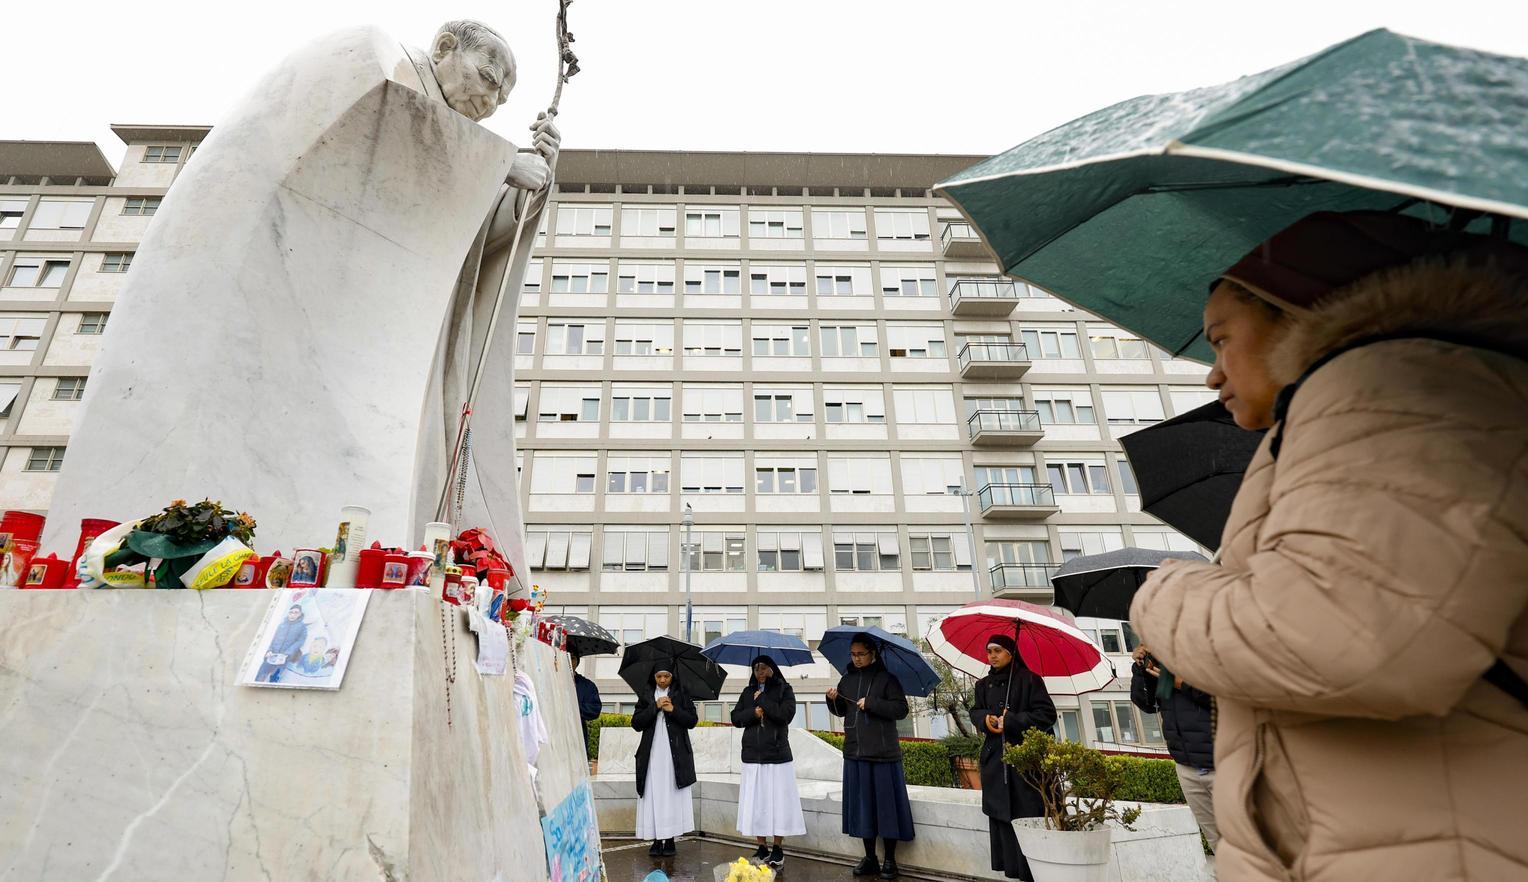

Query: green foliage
<box><xmin>909</xmin><ymin>640</ymin><xmax>978</xmax><ymax>736</ymax></box>
<box><xmin>1101</xmin><ymin>756</ymin><xmax>1185</xmax><ymax>804</ymax></box>
<box><xmin>139</xmin><ymin>498</ymin><xmax>256</xmax><ymax>546</ymax></box>
<box><xmin>1004</xmin><ymin>729</ymin><xmax>1143</xmax><ymax>832</ymax></box>
<box><xmin>811</xmin><ymin>731</ymin><xmax>845</xmax><ymax>750</ymax></box>
<box><xmin>901</xmin><ymin>741</ymin><xmax>957</xmax><ymax>787</ymax></box>
<box><xmin>939</xmin><ymin>733</ymin><xmax>985</xmax><ymax>759</ymax></box>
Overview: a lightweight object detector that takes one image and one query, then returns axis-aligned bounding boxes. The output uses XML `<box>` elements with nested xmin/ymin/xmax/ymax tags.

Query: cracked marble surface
<box><xmin>0</xmin><ymin>590</ymin><xmax>593</xmax><ymax>882</ymax></box>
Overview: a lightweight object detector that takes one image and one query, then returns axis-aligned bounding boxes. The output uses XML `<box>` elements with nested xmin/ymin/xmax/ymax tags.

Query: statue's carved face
<box><xmin>431</xmin><ymin>30</ymin><xmax>515</xmax><ymax>122</ymax></box>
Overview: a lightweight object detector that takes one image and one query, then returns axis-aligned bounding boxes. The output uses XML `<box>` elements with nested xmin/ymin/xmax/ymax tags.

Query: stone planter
<box><xmin>1012</xmin><ymin>818</ymin><xmax>1113</xmax><ymax>882</ymax></box>
<box><xmin>952</xmin><ymin>756</ymin><xmax>982</xmax><ymax>790</ymax></box>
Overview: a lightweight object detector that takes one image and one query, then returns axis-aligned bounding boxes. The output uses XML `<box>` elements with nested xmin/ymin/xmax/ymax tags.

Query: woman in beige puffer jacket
<box><xmin>1130</xmin><ymin>211</ymin><xmax>1528</xmax><ymax>882</ymax></box>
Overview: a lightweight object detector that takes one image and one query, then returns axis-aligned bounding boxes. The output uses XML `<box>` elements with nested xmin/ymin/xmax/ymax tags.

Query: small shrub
<box><xmin>587</xmin><ymin>713</ymin><xmax>633</xmax><ymax>761</ymax></box>
<box><xmin>812</xmin><ymin>731</ymin><xmax>846</xmax><ymax>751</ymax></box>
<box><xmin>939</xmin><ymin>733</ymin><xmax>985</xmax><ymax>760</ymax></box>
<box><xmin>1004</xmin><ymin>729</ymin><xmax>1143</xmax><ymax>832</ymax></box>
<box><xmin>901</xmin><ymin>741</ymin><xmax>957</xmax><ymax>787</ymax></box>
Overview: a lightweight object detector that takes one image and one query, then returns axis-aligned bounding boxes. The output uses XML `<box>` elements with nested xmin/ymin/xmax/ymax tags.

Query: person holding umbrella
<box><xmin>729</xmin><ymin>655</ymin><xmax>805</xmax><ymax>868</ymax></box>
<box><xmin>826</xmin><ymin>633</ymin><xmax>915</xmax><ymax>880</ymax></box>
<box><xmin>970</xmin><ymin>632</ymin><xmax>1056</xmax><ymax>881</ymax></box>
<box><xmin>571</xmin><ymin>654</ymin><xmax>603</xmax><ymax>759</ymax></box>
<box><xmin>631</xmin><ymin>665</ymin><xmax>698</xmax><ymax>858</ymax></box>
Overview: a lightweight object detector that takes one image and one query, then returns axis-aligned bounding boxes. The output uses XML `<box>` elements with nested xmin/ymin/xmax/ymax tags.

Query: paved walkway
<box><xmin>601</xmin><ymin>836</ymin><xmax>964</xmax><ymax>882</ymax></box>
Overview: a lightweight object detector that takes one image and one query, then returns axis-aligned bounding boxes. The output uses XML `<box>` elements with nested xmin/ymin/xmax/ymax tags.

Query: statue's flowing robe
<box><xmin>44</xmin><ymin>27</ymin><xmax>539</xmax><ymax>585</ymax></box>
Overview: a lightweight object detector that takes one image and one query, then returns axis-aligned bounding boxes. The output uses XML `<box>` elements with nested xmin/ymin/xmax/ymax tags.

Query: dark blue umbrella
<box><xmin>700</xmin><ymin>629</ymin><xmax>814</xmax><ymax>667</ymax></box>
<box><xmin>818</xmin><ymin>626</ymin><xmax>939</xmax><ymax>697</ymax></box>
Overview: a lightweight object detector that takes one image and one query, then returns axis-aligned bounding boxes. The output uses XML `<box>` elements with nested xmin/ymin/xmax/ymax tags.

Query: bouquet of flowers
<box><xmin>714</xmin><ymin>858</ymin><xmax>774</xmax><ymax>882</ymax></box>
<box><xmin>91</xmin><ymin>499</ymin><xmax>258</xmax><ymax>589</ymax></box>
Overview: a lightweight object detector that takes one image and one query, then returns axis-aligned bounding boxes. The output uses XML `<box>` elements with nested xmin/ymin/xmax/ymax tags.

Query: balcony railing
<box><xmin>949</xmin><ymin>278</ymin><xmax>1018</xmax><ymax>303</ymax></box>
<box><xmin>941</xmin><ymin>221</ymin><xmax>981</xmax><ymax>249</ymax></box>
<box><xmin>988</xmin><ymin>563</ymin><xmax>1058</xmax><ymax>592</ymax></box>
<box><xmin>967</xmin><ymin>409</ymin><xmax>1043</xmax><ymax>439</ymax></box>
<box><xmin>958</xmin><ymin>341</ymin><xmax>1031</xmax><ymax>371</ymax></box>
<box><xmin>976</xmin><ymin>482</ymin><xmax>1056</xmax><ymax>511</ymax></box>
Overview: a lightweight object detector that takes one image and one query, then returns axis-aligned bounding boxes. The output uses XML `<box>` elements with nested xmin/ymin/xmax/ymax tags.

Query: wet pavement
<box><xmin>600</xmin><ymin>836</ymin><xmax>957</xmax><ymax>882</ymax></box>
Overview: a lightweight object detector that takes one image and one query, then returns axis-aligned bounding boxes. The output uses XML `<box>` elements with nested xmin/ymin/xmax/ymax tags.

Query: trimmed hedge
<box><xmin>1103</xmin><ymin>755</ymin><xmax>1184</xmax><ymax>803</ymax></box>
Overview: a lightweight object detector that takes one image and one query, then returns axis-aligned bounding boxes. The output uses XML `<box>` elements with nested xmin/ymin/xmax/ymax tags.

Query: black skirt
<box><xmin>841</xmin><ymin>758</ymin><xmax>916</xmax><ymax>841</ymax></box>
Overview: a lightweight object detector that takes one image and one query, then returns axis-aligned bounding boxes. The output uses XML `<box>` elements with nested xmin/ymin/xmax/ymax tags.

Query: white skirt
<box><xmin>736</xmin><ymin>761</ymin><xmax>806</xmax><ymax>837</ymax></box>
<box><xmin>635</xmin><ymin>713</ymin><xmax>694</xmax><ymax>841</ymax></box>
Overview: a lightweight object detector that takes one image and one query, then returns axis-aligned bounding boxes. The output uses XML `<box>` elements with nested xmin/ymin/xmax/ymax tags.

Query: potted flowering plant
<box><xmin>97</xmin><ymin>499</ymin><xmax>258</xmax><ymax>589</ymax></box>
<box><xmin>1003</xmin><ymin>728</ymin><xmax>1141</xmax><ymax>882</ymax></box>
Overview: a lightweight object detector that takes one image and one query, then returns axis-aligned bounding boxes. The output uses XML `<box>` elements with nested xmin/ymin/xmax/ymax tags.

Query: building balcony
<box><xmin>948</xmin><ymin>279</ymin><xmax>1019</xmax><ymax>316</ymax></box>
<box><xmin>967</xmin><ymin>409</ymin><xmax>1044</xmax><ymax>446</ymax></box>
<box><xmin>976</xmin><ymin>483</ymin><xmax>1059</xmax><ymax>520</ymax></box>
<box><xmin>988</xmin><ymin>563</ymin><xmax>1058</xmax><ymax>599</ymax></box>
<box><xmin>958</xmin><ymin>341</ymin><xmax>1031</xmax><ymax>379</ymax></box>
<box><xmin>941</xmin><ymin>221</ymin><xmax>989</xmax><ymax>259</ymax></box>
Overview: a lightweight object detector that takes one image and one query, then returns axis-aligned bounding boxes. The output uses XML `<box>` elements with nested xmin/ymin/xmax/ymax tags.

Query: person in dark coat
<box><xmin>571</xmin><ymin>654</ymin><xmax>603</xmax><ymax>759</ymax></box>
<box><xmin>632</xmin><ymin>667</ymin><xmax>698</xmax><ymax>857</ymax></box>
<box><xmin>827</xmin><ymin>633</ymin><xmax>915</xmax><ymax>880</ymax></box>
<box><xmin>1130</xmin><ymin>645</ymin><xmax>1217</xmax><ymax>851</ymax></box>
<box><xmin>970</xmin><ymin>632</ymin><xmax>1057</xmax><ymax>881</ymax></box>
<box><xmin>730</xmin><ymin>655</ymin><xmax>805</xmax><ymax>868</ymax></box>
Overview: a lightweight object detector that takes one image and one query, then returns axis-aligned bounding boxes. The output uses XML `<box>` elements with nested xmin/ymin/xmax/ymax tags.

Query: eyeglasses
<box><xmin>849</xmin><ymin>651</ymin><xmax>872</xmax><ymax>659</ymax></box>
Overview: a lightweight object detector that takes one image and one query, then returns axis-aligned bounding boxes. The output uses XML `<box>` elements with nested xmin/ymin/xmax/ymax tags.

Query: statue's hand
<box><xmin>531</xmin><ymin>112</ymin><xmax>561</xmax><ymax>165</ymax></box>
<box><xmin>507</xmin><ymin>153</ymin><xmax>551</xmax><ymax>191</ymax></box>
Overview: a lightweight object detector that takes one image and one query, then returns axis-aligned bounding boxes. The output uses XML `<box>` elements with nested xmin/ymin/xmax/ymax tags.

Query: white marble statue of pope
<box><xmin>44</xmin><ymin>21</ymin><xmax>556</xmax><ymax>587</ymax></box>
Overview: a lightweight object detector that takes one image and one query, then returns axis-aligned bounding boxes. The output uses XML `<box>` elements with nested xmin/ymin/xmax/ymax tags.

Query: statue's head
<box><xmin>430</xmin><ymin>20</ymin><xmax>516</xmax><ymax>122</ymax></box>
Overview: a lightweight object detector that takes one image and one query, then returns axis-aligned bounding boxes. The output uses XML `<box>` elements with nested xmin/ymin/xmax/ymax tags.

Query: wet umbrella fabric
<box><xmin>618</xmin><ymin>635</ymin><xmax>728</xmax><ymax>700</ymax></box>
<box><xmin>817</xmin><ymin>625</ymin><xmax>940</xmax><ymax>697</ymax></box>
<box><xmin>927</xmin><ymin>599</ymin><xmax>1115</xmax><ymax>694</ymax></box>
<box><xmin>1050</xmin><ymin>547</ymin><xmax>1209</xmax><ymax>621</ymax></box>
<box><xmin>536</xmin><ymin>614</ymin><xmax>619</xmax><ymax>657</ymax></box>
<box><xmin>700</xmin><ymin>629</ymin><xmax>814</xmax><ymax>668</ymax></box>
<box><xmin>937</xmin><ymin>29</ymin><xmax>1528</xmax><ymax>363</ymax></box>
<box><xmin>1121</xmin><ymin>400</ymin><xmax>1266</xmax><ymax>549</ymax></box>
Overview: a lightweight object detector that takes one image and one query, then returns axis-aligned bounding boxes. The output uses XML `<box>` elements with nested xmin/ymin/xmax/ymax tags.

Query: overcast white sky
<box><xmin>6</xmin><ymin>0</ymin><xmax>1526</xmax><ymax>167</ymax></box>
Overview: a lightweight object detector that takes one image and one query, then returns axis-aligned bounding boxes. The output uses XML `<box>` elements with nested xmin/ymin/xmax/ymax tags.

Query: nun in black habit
<box><xmin>969</xmin><ymin>632</ymin><xmax>1057</xmax><ymax>881</ymax></box>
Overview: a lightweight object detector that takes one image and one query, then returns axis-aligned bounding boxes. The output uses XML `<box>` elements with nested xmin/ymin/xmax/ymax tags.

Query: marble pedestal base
<box><xmin>0</xmin><ymin>589</ymin><xmax>591</xmax><ymax>882</ymax></box>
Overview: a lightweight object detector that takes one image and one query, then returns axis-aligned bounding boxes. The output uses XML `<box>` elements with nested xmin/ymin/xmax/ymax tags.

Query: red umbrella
<box><xmin>926</xmin><ymin>598</ymin><xmax>1115</xmax><ymax>694</ymax></box>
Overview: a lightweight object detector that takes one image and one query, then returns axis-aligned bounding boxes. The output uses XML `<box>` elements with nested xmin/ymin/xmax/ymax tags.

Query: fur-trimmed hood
<box><xmin>1268</xmin><ymin>254</ymin><xmax>1528</xmax><ymax>386</ymax></box>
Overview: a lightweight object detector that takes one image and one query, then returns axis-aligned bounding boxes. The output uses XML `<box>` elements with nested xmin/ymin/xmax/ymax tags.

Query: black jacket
<box><xmin>1130</xmin><ymin>662</ymin><xmax>1214</xmax><ymax>769</ymax></box>
<box><xmin>575</xmin><ymin>672</ymin><xmax>602</xmax><ymax>755</ymax></box>
<box><xmin>632</xmin><ymin>681</ymin><xmax>698</xmax><ymax>797</ymax></box>
<box><xmin>730</xmin><ymin>658</ymin><xmax>796</xmax><ymax>764</ymax></box>
<box><xmin>969</xmin><ymin>661</ymin><xmax>1056</xmax><ymax>821</ymax></box>
<box><xmin>826</xmin><ymin>660</ymin><xmax>909</xmax><ymax>762</ymax></box>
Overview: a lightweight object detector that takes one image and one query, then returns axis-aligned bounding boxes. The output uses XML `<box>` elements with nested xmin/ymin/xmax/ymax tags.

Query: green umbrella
<box><xmin>937</xmin><ymin>29</ymin><xmax>1528</xmax><ymax>362</ymax></box>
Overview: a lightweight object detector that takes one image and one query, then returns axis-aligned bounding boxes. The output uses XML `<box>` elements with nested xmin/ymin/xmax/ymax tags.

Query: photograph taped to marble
<box><xmin>239</xmin><ymin>588</ymin><xmax>371</xmax><ymax>690</ymax></box>
<box><xmin>542</xmin><ymin>781</ymin><xmax>601</xmax><ymax>882</ymax></box>
<box><xmin>290</xmin><ymin>549</ymin><xmax>324</xmax><ymax>588</ymax></box>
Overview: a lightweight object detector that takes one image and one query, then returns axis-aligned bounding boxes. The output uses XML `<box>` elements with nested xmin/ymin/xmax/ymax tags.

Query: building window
<box><xmin>1131</xmin><ymin>528</ymin><xmax>1199</xmax><ymax>553</ymax></box>
<box><xmin>833</xmin><ymin>528</ymin><xmax>900</xmax><ymax>571</ymax></box>
<box><xmin>908</xmin><ymin>531</ymin><xmax>971</xmax><ymax>571</ymax></box>
<box><xmin>827</xmin><ymin>455</ymin><xmax>892</xmax><ymax>495</ymax></box>
<box><xmin>753</xmin><ymin>393</ymin><xmax>812</xmax><ymax>423</ymax></box>
<box><xmin>7</xmin><ymin>258</ymin><xmax>70</xmax><ymax>288</ymax></box>
<box><xmin>619</xmin><ymin>206</ymin><xmax>675</xmax><ymax>237</ymax></box>
<box><xmin>974</xmin><ymin>465</ymin><xmax>1039</xmax><ymax>488</ymax></box>
<box><xmin>680</xmin><ymin>452</ymin><xmax>745</xmax><ymax>494</ymax></box>
<box><xmin>874</xmin><ymin>209</ymin><xmax>931</xmax><ymax>241</ymax></box>
<box><xmin>1057</xmin><ymin>709</ymin><xmax>1083</xmax><ymax>743</ymax></box>
<box><xmin>516</xmin><ymin>323</ymin><xmax>536</xmax><ymax>354</ymax></box>
<box><xmin>684</xmin><ymin>263</ymin><xmax>741</xmax><ymax>295</ymax></box>
<box><xmin>549</xmin><ymin>262</ymin><xmax>610</xmax><ymax>294</ymax></box>
<box><xmin>824</xmin><ymin>388</ymin><xmax>886</xmax><ymax>424</ymax></box>
<box><xmin>1021</xmin><ymin>328</ymin><xmax>1082</xmax><ymax>359</ymax></box>
<box><xmin>681</xmin><ymin>322</ymin><xmax>743</xmax><ymax>356</ymax></box>
<box><xmin>747</xmin><ymin>208</ymin><xmax>804</xmax><ymax>239</ymax></box>
<box><xmin>698</xmin><ymin>609</ymin><xmax>750</xmax><ymax>648</ymax></box>
<box><xmin>545</xmin><ymin>322</ymin><xmax>605</xmax><ymax>355</ymax></box>
<box><xmin>522</xmin><ymin>259</ymin><xmax>542</xmax><ymax>295</ymax></box>
<box><xmin>122</xmin><ymin>197</ymin><xmax>162</xmax><ymax>217</ymax></box>
<box><xmin>29</xmin><ymin>199</ymin><xmax>93</xmax><ymax>232</ymax></box>
<box><xmin>986</xmin><ymin>540</ymin><xmax>1053</xmax><ymax>589</ymax></box>
<box><xmin>1091</xmin><ymin>332</ymin><xmax>1150</xmax><ymax>359</ymax></box>
<box><xmin>1090</xmin><ymin>699</ymin><xmax>1163</xmax><ymax>747</ymax></box>
<box><xmin>536</xmin><ymin>386</ymin><xmax>600</xmax><ymax>422</ymax></box>
<box><xmin>617</xmin><ymin>261</ymin><xmax>675</xmax><ymax>294</ymax></box>
<box><xmin>607</xmin><ymin>455</ymin><xmax>671</xmax><ymax>494</ymax></box>
<box><xmin>0</xmin><ymin>382</ymin><xmax>18</xmax><ymax>418</ymax></box>
<box><xmin>751</xmin><ymin>326</ymin><xmax>809</xmax><ymax>357</ymax></box>
<box><xmin>811</xmin><ymin>209</ymin><xmax>868</xmax><ymax>240</ymax></box>
<box><xmin>529</xmin><ymin>453</ymin><xmax>599</xmax><ymax>494</ymax></box>
<box><xmin>683</xmin><ymin>207</ymin><xmax>739</xmax><ymax>238</ymax></box>
<box><xmin>613</xmin><ymin>322</ymin><xmax>674</xmax><ymax>356</ymax></box>
<box><xmin>100</xmin><ymin>253</ymin><xmax>133</xmax><ymax>273</ymax></box>
<box><xmin>1059</xmin><ymin>528</ymin><xmax>1125</xmax><ymax>561</ymax></box>
<box><xmin>1031</xmin><ymin>390</ymin><xmax>1095</xmax><ymax>425</ymax></box>
<box><xmin>748</xmin><ymin>263</ymin><xmax>807</xmax><ymax>296</ymax></box>
<box><xmin>814</xmin><ymin>264</ymin><xmax>871</xmax><ymax>296</ymax></box>
<box><xmin>900</xmin><ymin>454</ymin><xmax>964</xmax><ymax>496</ymax></box>
<box><xmin>964</xmin><ymin>395</ymin><xmax>1026</xmax><ymax>418</ymax></box>
<box><xmin>142</xmin><ymin>145</ymin><xmax>183</xmax><ymax>163</ymax></box>
<box><xmin>758</xmin><ymin>530</ymin><xmax>825</xmax><ymax>572</ymax></box>
<box><xmin>681</xmin><ymin>386</ymin><xmax>744</xmax><ymax>422</ymax></box>
<box><xmin>610</xmin><ymin>391</ymin><xmax>671</xmax><ymax>422</ymax></box>
<box><xmin>0</xmin><ymin>200</ymin><xmax>26</xmax><ymax>231</ymax></box>
<box><xmin>555</xmin><ymin>205</ymin><xmax>613</xmax><ymax>236</ymax></box>
<box><xmin>1116</xmin><ymin>458</ymin><xmax>1139</xmax><ymax>495</ymax></box>
<box><xmin>687</xmin><ymin>532</ymin><xmax>747</xmax><ymax>572</ymax></box>
<box><xmin>525</xmin><ymin>527</ymin><xmax>593</xmax><ymax>571</ymax></box>
<box><xmin>1047</xmin><ymin>460</ymin><xmax>1112</xmax><ymax>495</ymax></box>
<box><xmin>1102</xmin><ymin>389</ymin><xmax>1166</xmax><ymax>426</ymax></box>
<box><xmin>886</xmin><ymin>324</ymin><xmax>947</xmax><ymax>359</ymax></box>
<box><xmin>75</xmin><ymin>312</ymin><xmax>108</xmax><ymax>335</ymax></box>
<box><xmin>0</xmin><ymin>316</ymin><xmax>47</xmax><ymax>351</ymax></box>
<box><xmin>24</xmin><ymin>446</ymin><xmax>65</xmax><ymax>472</ymax></box>
<box><xmin>52</xmin><ymin>377</ymin><xmax>86</xmax><ymax>401</ymax></box>
<box><xmin>755</xmin><ymin>465</ymin><xmax>818</xmax><ymax>494</ymax></box>
<box><xmin>513</xmin><ymin>385</ymin><xmax>529</xmax><ymax>421</ymax></box>
<box><xmin>892</xmin><ymin>387</ymin><xmax>957</xmax><ymax>424</ymax></box>
<box><xmin>880</xmin><ymin>264</ymin><xmax>938</xmax><ymax>297</ymax></box>
<box><xmin>602</xmin><ymin>529</ymin><xmax>671</xmax><ymax>572</ymax></box>
<box><xmin>820</xmin><ymin>325</ymin><xmax>877</xmax><ymax>358</ymax></box>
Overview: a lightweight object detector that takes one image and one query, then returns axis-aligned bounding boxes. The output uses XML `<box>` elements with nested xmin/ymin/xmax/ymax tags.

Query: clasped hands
<box><xmin>656</xmin><ymin>696</ymin><xmax>674</xmax><ymax>713</ymax></box>
<box><xmin>984</xmin><ymin>714</ymin><xmax>1006</xmax><ymax>735</ymax></box>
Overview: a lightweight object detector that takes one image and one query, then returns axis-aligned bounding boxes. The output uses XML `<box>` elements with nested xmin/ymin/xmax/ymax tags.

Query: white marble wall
<box><xmin>0</xmin><ymin>589</ymin><xmax>593</xmax><ymax>882</ymax></box>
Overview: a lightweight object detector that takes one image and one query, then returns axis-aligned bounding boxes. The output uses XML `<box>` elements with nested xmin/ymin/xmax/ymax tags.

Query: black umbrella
<box><xmin>1121</xmin><ymin>401</ymin><xmax>1265</xmax><ymax>550</ymax></box>
<box><xmin>536</xmin><ymin>614</ymin><xmax>619</xmax><ymax>658</ymax></box>
<box><xmin>1050</xmin><ymin>547</ymin><xmax>1209</xmax><ymax>621</ymax></box>
<box><xmin>618</xmin><ymin>635</ymin><xmax>728</xmax><ymax>700</ymax></box>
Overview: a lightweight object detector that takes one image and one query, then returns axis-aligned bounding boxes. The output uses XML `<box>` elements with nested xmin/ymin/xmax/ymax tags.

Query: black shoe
<box><xmin>753</xmin><ymin>844</ymin><xmax>771</xmax><ymax>861</ymax></box>
<box><xmin>853</xmin><ymin>856</ymin><xmax>881</xmax><ymax>876</ymax></box>
<box><xmin>767</xmin><ymin>845</ymin><xmax>784</xmax><ymax>868</ymax></box>
<box><xmin>661</xmin><ymin>838</ymin><xmax>677</xmax><ymax>857</ymax></box>
<box><xmin>647</xmin><ymin>840</ymin><xmax>661</xmax><ymax>857</ymax></box>
<box><xmin>880</xmin><ymin>857</ymin><xmax>900</xmax><ymax>879</ymax></box>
